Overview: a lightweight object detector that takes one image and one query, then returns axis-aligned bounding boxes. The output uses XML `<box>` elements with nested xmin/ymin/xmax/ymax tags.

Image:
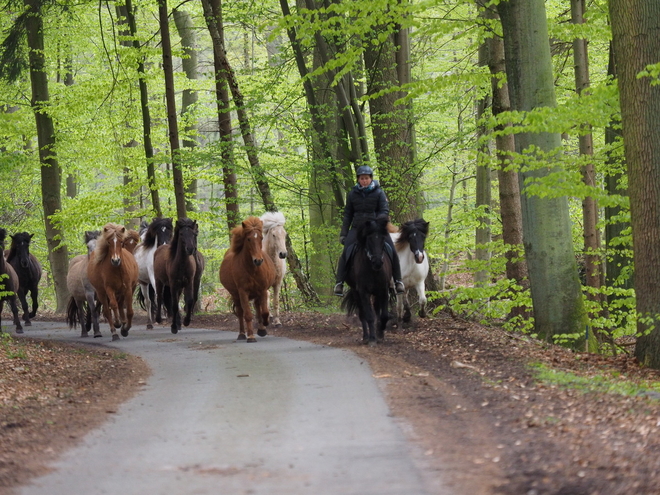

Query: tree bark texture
<box><xmin>497</xmin><ymin>0</ymin><xmax>588</xmax><ymax>346</ymax></box>
<box><xmin>609</xmin><ymin>0</ymin><xmax>660</xmax><ymax>367</ymax></box>
<box><xmin>24</xmin><ymin>0</ymin><xmax>70</xmax><ymax>311</ymax></box>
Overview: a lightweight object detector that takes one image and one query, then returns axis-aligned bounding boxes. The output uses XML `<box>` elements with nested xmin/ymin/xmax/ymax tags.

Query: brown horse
<box><xmin>153</xmin><ymin>218</ymin><xmax>203</xmax><ymax>334</ymax></box>
<box><xmin>0</xmin><ymin>228</ymin><xmax>22</xmax><ymax>333</ymax></box>
<box><xmin>87</xmin><ymin>223</ymin><xmax>139</xmax><ymax>341</ymax></box>
<box><xmin>66</xmin><ymin>231</ymin><xmax>101</xmax><ymax>337</ymax></box>
<box><xmin>219</xmin><ymin>216</ymin><xmax>275</xmax><ymax>342</ymax></box>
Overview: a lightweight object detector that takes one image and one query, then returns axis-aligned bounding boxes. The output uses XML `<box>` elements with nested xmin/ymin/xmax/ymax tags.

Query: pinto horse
<box><xmin>66</xmin><ymin>231</ymin><xmax>102</xmax><ymax>337</ymax></box>
<box><xmin>0</xmin><ymin>228</ymin><xmax>22</xmax><ymax>333</ymax></box>
<box><xmin>5</xmin><ymin>232</ymin><xmax>42</xmax><ymax>326</ymax></box>
<box><xmin>219</xmin><ymin>216</ymin><xmax>275</xmax><ymax>342</ymax></box>
<box><xmin>87</xmin><ymin>223</ymin><xmax>139</xmax><ymax>341</ymax></box>
<box><xmin>134</xmin><ymin>217</ymin><xmax>173</xmax><ymax>329</ymax></box>
<box><xmin>341</xmin><ymin>215</ymin><xmax>391</xmax><ymax>346</ymax></box>
<box><xmin>391</xmin><ymin>219</ymin><xmax>430</xmax><ymax>325</ymax></box>
<box><xmin>260</xmin><ymin>211</ymin><xmax>288</xmax><ymax>327</ymax></box>
<box><xmin>153</xmin><ymin>218</ymin><xmax>203</xmax><ymax>334</ymax></box>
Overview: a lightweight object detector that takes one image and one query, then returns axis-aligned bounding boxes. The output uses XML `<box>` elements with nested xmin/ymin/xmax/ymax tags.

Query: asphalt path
<box><xmin>18</xmin><ymin>320</ymin><xmax>449</xmax><ymax>495</ymax></box>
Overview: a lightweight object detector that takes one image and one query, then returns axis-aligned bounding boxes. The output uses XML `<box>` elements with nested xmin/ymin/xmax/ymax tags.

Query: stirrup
<box><xmin>395</xmin><ymin>280</ymin><xmax>405</xmax><ymax>294</ymax></box>
<box><xmin>334</xmin><ymin>282</ymin><xmax>344</xmax><ymax>297</ymax></box>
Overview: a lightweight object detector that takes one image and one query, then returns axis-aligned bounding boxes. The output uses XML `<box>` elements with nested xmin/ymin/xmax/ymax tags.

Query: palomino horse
<box><xmin>390</xmin><ymin>219</ymin><xmax>430</xmax><ymax>326</ymax></box>
<box><xmin>260</xmin><ymin>211</ymin><xmax>287</xmax><ymax>327</ymax></box>
<box><xmin>87</xmin><ymin>223</ymin><xmax>139</xmax><ymax>341</ymax></box>
<box><xmin>66</xmin><ymin>231</ymin><xmax>102</xmax><ymax>337</ymax></box>
<box><xmin>0</xmin><ymin>228</ymin><xmax>22</xmax><ymax>333</ymax></box>
<box><xmin>5</xmin><ymin>232</ymin><xmax>42</xmax><ymax>326</ymax></box>
<box><xmin>219</xmin><ymin>216</ymin><xmax>275</xmax><ymax>342</ymax></box>
<box><xmin>153</xmin><ymin>218</ymin><xmax>203</xmax><ymax>334</ymax></box>
<box><xmin>134</xmin><ymin>217</ymin><xmax>173</xmax><ymax>329</ymax></box>
<box><xmin>342</xmin><ymin>215</ymin><xmax>391</xmax><ymax>346</ymax></box>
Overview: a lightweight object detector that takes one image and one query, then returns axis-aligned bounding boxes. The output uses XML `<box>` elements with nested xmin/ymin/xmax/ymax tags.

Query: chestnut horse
<box><xmin>87</xmin><ymin>223</ymin><xmax>139</xmax><ymax>341</ymax></box>
<box><xmin>153</xmin><ymin>218</ymin><xmax>203</xmax><ymax>334</ymax></box>
<box><xmin>219</xmin><ymin>216</ymin><xmax>275</xmax><ymax>342</ymax></box>
<box><xmin>66</xmin><ymin>231</ymin><xmax>101</xmax><ymax>337</ymax></box>
<box><xmin>6</xmin><ymin>232</ymin><xmax>42</xmax><ymax>326</ymax></box>
<box><xmin>260</xmin><ymin>211</ymin><xmax>287</xmax><ymax>327</ymax></box>
<box><xmin>0</xmin><ymin>228</ymin><xmax>22</xmax><ymax>333</ymax></box>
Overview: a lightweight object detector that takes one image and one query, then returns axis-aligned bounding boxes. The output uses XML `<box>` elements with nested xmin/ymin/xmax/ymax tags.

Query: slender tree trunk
<box><xmin>158</xmin><ymin>0</ymin><xmax>186</xmax><ymax>219</ymax></box>
<box><xmin>609</xmin><ymin>0</ymin><xmax>660</xmax><ymax>368</ymax></box>
<box><xmin>497</xmin><ymin>0</ymin><xmax>588</xmax><ymax>347</ymax></box>
<box><xmin>124</xmin><ymin>0</ymin><xmax>161</xmax><ymax>217</ymax></box>
<box><xmin>24</xmin><ymin>0</ymin><xmax>70</xmax><ymax>311</ymax></box>
<box><xmin>572</xmin><ymin>0</ymin><xmax>603</xmax><ymax>313</ymax></box>
<box><xmin>173</xmin><ymin>9</ymin><xmax>199</xmax><ymax>212</ymax></box>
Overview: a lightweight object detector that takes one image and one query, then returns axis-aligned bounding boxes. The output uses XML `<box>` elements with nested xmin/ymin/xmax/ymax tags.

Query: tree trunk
<box><xmin>123</xmin><ymin>0</ymin><xmax>161</xmax><ymax>217</ymax></box>
<box><xmin>609</xmin><ymin>0</ymin><xmax>660</xmax><ymax>367</ymax></box>
<box><xmin>571</xmin><ymin>0</ymin><xmax>603</xmax><ymax>313</ymax></box>
<box><xmin>173</xmin><ymin>8</ymin><xmax>199</xmax><ymax>212</ymax></box>
<box><xmin>24</xmin><ymin>0</ymin><xmax>70</xmax><ymax>312</ymax></box>
<box><xmin>497</xmin><ymin>0</ymin><xmax>588</xmax><ymax>347</ymax></box>
<box><xmin>158</xmin><ymin>0</ymin><xmax>186</xmax><ymax>219</ymax></box>
<box><xmin>364</xmin><ymin>23</ymin><xmax>420</xmax><ymax>222</ymax></box>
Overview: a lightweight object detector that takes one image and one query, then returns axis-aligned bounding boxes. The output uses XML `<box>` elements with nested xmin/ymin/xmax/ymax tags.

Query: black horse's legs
<box><xmin>18</xmin><ymin>290</ymin><xmax>31</xmax><ymax>325</ymax></box>
<box><xmin>29</xmin><ymin>288</ymin><xmax>38</xmax><ymax>319</ymax></box>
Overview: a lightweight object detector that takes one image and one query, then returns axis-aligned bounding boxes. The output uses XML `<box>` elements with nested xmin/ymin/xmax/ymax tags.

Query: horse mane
<box><xmin>143</xmin><ymin>217</ymin><xmax>173</xmax><ymax>249</ymax></box>
<box><xmin>229</xmin><ymin>216</ymin><xmax>263</xmax><ymax>253</ymax></box>
<box><xmin>168</xmin><ymin>218</ymin><xmax>196</xmax><ymax>256</ymax></box>
<box><xmin>6</xmin><ymin>232</ymin><xmax>32</xmax><ymax>261</ymax></box>
<box><xmin>92</xmin><ymin>223</ymin><xmax>126</xmax><ymax>265</ymax></box>
<box><xmin>0</xmin><ymin>228</ymin><xmax>6</xmax><ymax>250</ymax></box>
<box><xmin>261</xmin><ymin>211</ymin><xmax>285</xmax><ymax>233</ymax></box>
<box><xmin>396</xmin><ymin>218</ymin><xmax>429</xmax><ymax>247</ymax></box>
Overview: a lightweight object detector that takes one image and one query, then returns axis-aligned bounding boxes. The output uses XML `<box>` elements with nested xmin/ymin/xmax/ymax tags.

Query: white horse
<box><xmin>390</xmin><ymin>219</ymin><xmax>430</xmax><ymax>326</ymax></box>
<box><xmin>261</xmin><ymin>211</ymin><xmax>288</xmax><ymax>327</ymax></box>
<box><xmin>133</xmin><ymin>218</ymin><xmax>173</xmax><ymax>329</ymax></box>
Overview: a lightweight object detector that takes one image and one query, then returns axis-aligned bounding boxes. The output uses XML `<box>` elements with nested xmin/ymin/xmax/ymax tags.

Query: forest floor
<box><xmin>2</xmin><ymin>309</ymin><xmax>660</xmax><ymax>494</ymax></box>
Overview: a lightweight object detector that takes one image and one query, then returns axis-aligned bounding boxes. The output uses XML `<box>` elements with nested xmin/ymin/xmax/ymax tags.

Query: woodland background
<box><xmin>1</xmin><ymin>1</ymin><xmax>659</xmax><ymax>364</ymax></box>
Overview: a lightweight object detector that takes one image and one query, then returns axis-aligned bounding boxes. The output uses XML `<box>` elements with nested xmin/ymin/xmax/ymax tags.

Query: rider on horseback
<box><xmin>334</xmin><ymin>165</ymin><xmax>405</xmax><ymax>297</ymax></box>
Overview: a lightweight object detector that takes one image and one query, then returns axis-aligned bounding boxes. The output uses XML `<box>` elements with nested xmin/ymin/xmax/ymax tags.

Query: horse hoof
<box><xmin>81</xmin><ymin>332</ymin><xmax>89</xmax><ymax>338</ymax></box>
<box><xmin>147</xmin><ymin>324</ymin><xmax>153</xmax><ymax>330</ymax></box>
<box><xmin>368</xmin><ymin>340</ymin><xmax>377</xmax><ymax>347</ymax></box>
<box><xmin>94</xmin><ymin>333</ymin><xmax>102</xmax><ymax>338</ymax></box>
<box><xmin>419</xmin><ymin>310</ymin><xmax>427</xmax><ymax>318</ymax></box>
<box><xmin>16</xmin><ymin>328</ymin><xmax>23</xmax><ymax>334</ymax></box>
<box><xmin>183</xmin><ymin>317</ymin><xmax>191</xmax><ymax>327</ymax></box>
<box><xmin>247</xmin><ymin>337</ymin><xmax>257</xmax><ymax>343</ymax></box>
<box><xmin>171</xmin><ymin>327</ymin><xmax>178</xmax><ymax>334</ymax></box>
<box><xmin>112</xmin><ymin>334</ymin><xmax>120</xmax><ymax>341</ymax></box>
<box><xmin>25</xmin><ymin>321</ymin><xmax>31</xmax><ymax>326</ymax></box>
<box><xmin>114</xmin><ymin>321</ymin><xmax>122</xmax><ymax>329</ymax></box>
<box><xmin>121</xmin><ymin>328</ymin><xmax>129</xmax><ymax>337</ymax></box>
<box><xmin>257</xmin><ymin>329</ymin><xmax>267</xmax><ymax>337</ymax></box>
<box><xmin>237</xmin><ymin>334</ymin><xmax>247</xmax><ymax>340</ymax></box>
<box><xmin>273</xmin><ymin>323</ymin><xmax>282</xmax><ymax>328</ymax></box>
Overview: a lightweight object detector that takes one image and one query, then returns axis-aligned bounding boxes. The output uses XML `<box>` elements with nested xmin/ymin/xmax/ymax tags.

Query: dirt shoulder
<box><xmin>2</xmin><ymin>311</ymin><xmax>660</xmax><ymax>494</ymax></box>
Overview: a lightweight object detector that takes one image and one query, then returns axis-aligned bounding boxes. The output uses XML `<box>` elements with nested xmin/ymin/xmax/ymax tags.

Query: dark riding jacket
<box><xmin>340</xmin><ymin>181</ymin><xmax>389</xmax><ymax>239</ymax></box>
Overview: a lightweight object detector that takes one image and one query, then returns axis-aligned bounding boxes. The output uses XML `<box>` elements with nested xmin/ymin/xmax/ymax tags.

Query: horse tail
<box><xmin>135</xmin><ymin>285</ymin><xmax>146</xmax><ymax>310</ymax></box>
<box><xmin>340</xmin><ymin>287</ymin><xmax>360</xmax><ymax>316</ymax></box>
<box><xmin>66</xmin><ymin>297</ymin><xmax>79</xmax><ymax>329</ymax></box>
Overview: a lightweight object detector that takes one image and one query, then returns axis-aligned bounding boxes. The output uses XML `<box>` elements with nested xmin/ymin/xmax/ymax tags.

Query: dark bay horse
<box><xmin>153</xmin><ymin>218</ymin><xmax>203</xmax><ymax>334</ymax></box>
<box><xmin>66</xmin><ymin>231</ymin><xmax>101</xmax><ymax>337</ymax></box>
<box><xmin>342</xmin><ymin>215</ymin><xmax>392</xmax><ymax>346</ymax></box>
<box><xmin>0</xmin><ymin>228</ymin><xmax>22</xmax><ymax>333</ymax></box>
<box><xmin>6</xmin><ymin>232</ymin><xmax>42</xmax><ymax>326</ymax></box>
<box><xmin>134</xmin><ymin>217</ymin><xmax>173</xmax><ymax>329</ymax></box>
<box><xmin>87</xmin><ymin>223</ymin><xmax>139</xmax><ymax>341</ymax></box>
<box><xmin>391</xmin><ymin>219</ymin><xmax>430</xmax><ymax>325</ymax></box>
<box><xmin>219</xmin><ymin>216</ymin><xmax>275</xmax><ymax>342</ymax></box>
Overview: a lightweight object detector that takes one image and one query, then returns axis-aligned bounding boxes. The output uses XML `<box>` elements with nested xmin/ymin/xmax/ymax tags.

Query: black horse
<box><xmin>6</xmin><ymin>232</ymin><xmax>41</xmax><ymax>326</ymax></box>
<box><xmin>0</xmin><ymin>228</ymin><xmax>22</xmax><ymax>333</ymax></box>
<box><xmin>341</xmin><ymin>215</ymin><xmax>392</xmax><ymax>346</ymax></box>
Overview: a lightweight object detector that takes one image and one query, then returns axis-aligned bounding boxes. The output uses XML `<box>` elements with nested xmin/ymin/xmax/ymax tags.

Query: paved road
<box><xmin>18</xmin><ymin>321</ymin><xmax>449</xmax><ymax>495</ymax></box>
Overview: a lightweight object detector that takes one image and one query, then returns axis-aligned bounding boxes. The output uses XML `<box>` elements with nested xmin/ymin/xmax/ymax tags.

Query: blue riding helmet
<box><xmin>356</xmin><ymin>165</ymin><xmax>373</xmax><ymax>177</ymax></box>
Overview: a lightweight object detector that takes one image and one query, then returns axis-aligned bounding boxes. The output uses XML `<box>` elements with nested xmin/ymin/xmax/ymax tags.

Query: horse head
<box><xmin>123</xmin><ymin>229</ymin><xmax>141</xmax><ymax>254</ymax></box>
<box><xmin>261</xmin><ymin>212</ymin><xmax>288</xmax><ymax>260</ymax></box>
<box><xmin>239</xmin><ymin>217</ymin><xmax>265</xmax><ymax>267</ymax></box>
<box><xmin>173</xmin><ymin>218</ymin><xmax>198</xmax><ymax>257</ymax></box>
<box><xmin>100</xmin><ymin>223</ymin><xmax>126</xmax><ymax>267</ymax></box>
<box><xmin>399</xmin><ymin>219</ymin><xmax>430</xmax><ymax>264</ymax></box>
<box><xmin>358</xmin><ymin>215</ymin><xmax>389</xmax><ymax>272</ymax></box>
<box><xmin>10</xmin><ymin>232</ymin><xmax>34</xmax><ymax>268</ymax></box>
<box><xmin>85</xmin><ymin>230</ymin><xmax>100</xmax><ymax>256</ymax></box>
